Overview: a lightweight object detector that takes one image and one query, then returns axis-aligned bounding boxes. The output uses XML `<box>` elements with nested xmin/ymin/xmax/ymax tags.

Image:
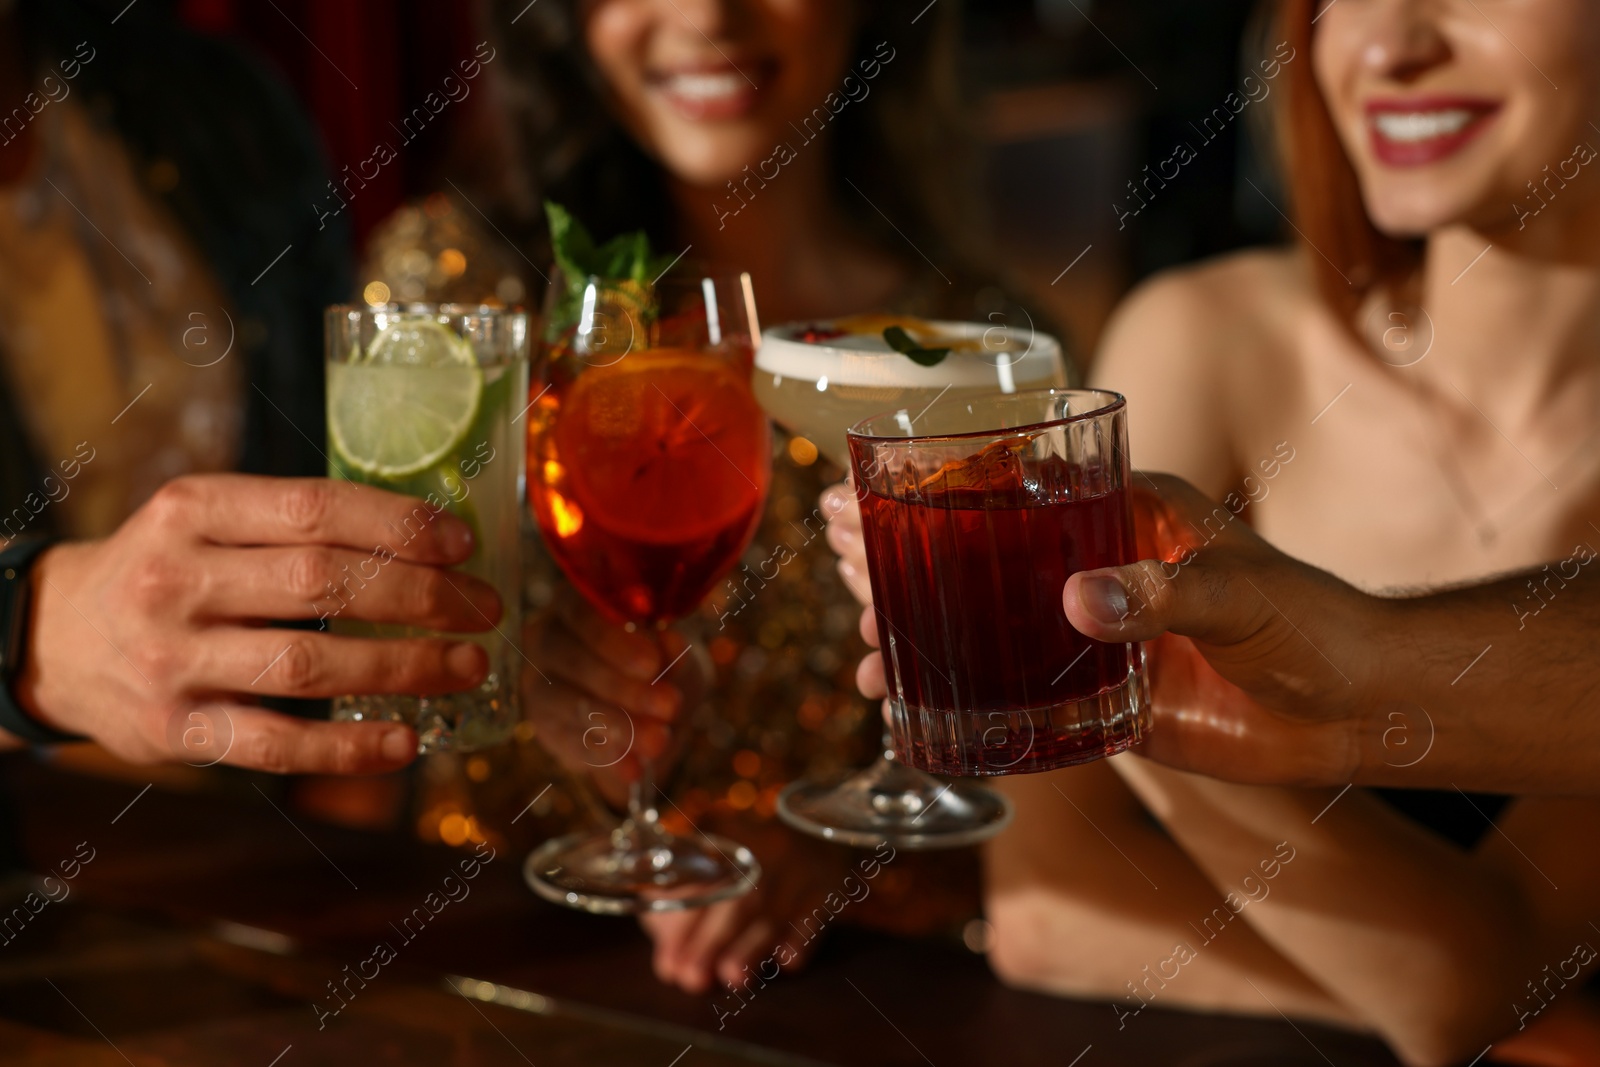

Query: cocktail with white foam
<box><xmin>755</xmin><ymin>316</ymin><xmax>1069</xmax><ymax>851</ymax></box>
<box><xmin>754</xmin><ymin>316</ymin><xmax>1065</xmax><ymax>468</ymax></box>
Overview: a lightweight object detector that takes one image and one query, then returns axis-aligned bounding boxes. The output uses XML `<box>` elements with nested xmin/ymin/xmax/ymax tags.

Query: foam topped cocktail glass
<box><xmin>754</xmin><ymin>317</ymin><xmax>1064</xmax><ymax>468</ymax></box>
<box><xmin>756</xmin><ymin>318</ymin><xmax>1066</xmax><ymax>849</ymax></box>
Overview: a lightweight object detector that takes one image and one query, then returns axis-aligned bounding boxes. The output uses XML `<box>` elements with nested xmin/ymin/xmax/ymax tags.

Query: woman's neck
<box><xmin>665</xmin><ymin>147</ymin><xmax>909</xmax><ymax>325</ymax></box>
<box><xmin>1415</xmin><ymin>192</ymin><xmax>1600</xmax><ymax>426</ymax></box>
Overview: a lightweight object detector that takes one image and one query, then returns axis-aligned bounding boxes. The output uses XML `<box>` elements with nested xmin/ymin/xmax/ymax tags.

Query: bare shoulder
<box><xmin>1097</xmin><ymin>247</ymin><xmax>1314</xmax><ymax>378</ymax></box>
<box><xmin>1090</xmin><ymin>248</ymin><xmax>1321</xmax><ymax>496</ymax></box>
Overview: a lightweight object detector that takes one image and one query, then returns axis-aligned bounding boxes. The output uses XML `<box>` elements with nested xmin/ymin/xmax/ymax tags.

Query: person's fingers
<box><xmin>837</xmin><ymin>557</ymin><xmax>873</xmax><ymax>605</ymax></box>
<box><xmin>1127</xmin><ymin>471</ymin><xmax>1216</xmax><ymax>563</ymax></box>
<box><xmin>521</xmin><ymin>678</ymin><xmax>647</xmax><ymax>783</ymax></box>
<box><xmin>823</xmin><ymin>483</ymin><xmax>872</xmax><ymax>604</ymax></box>
<box><xmin>819</xmin><ymin>483</ymin><xmax>859</xmax><ymax>527</ymax></box>
<box><xmin>640</xmin><ymin>910</ymin><xmax>702</xmax><ymax>987</ymax></box>
<box><xmin>524</xmin><ymin>678</ymin><xmax>604</xmax><ymax>768</ymax></box>
<box><xmin>859</xmin><ymin>606</ymin><xmax>879</xmax><ymax>648</ymax></box>
<box><xmin>824</xmin><ymin>514</ymin><xmax>863</xmax><ymax>562</ymax></box>
<box><xmin>207</xmin><ymin>705</ymin><xmax>418</xmax><ymax>774</ymax></box>
<box><xmin>824</xmin><ymin>484</ymin><xmax>867</xmax><ymax>570</ymax></box>
<box><xmin>857</xmin><ymin>651</ymin><xmax>887</xmax><ymax>701</ymax></box>
<box><xmin>819</xmin><ymin>479</ymin><xmax>857</xmax><ymax>518</ymax></box>
<box><xmin>554</xmin><ymin>589</ymin><xmax>662</xmax><ymax>681</ymax></box>
<box><xmin>197</xmin><ymin>546</ymin><xmax>501</xmax><ymax>631</ymax></box>
<box><xmin>142</xmin><ymin>474</ymin><xmax>474</xmax><ymax>564</ymax></box>
<box><xmin>539</xmin><ymin>625</ymin><xmax>680</xmax><ymax>722</ymax></box>
<box><xmin>1062</xmin><ymin>557</ymin><xmax>1277</xmax><ymax>647</ymax></box>
<box><xmin>730</xmin><ymin>912</ymin><xmax>815</xmax><ymax>976</ymax></box>
<box><xmin>195</xmin><ymin>629</ymin><xmax>489</xmax><ymax>698</ymax></box>
<box><xmin>1059</xmin><ymin>473</ymin><xmax>1286</xmax><ymax>647</ymax></box>
<box><xmin>1132</xmin><ymin>632</ymin><xmax>1358</xmax><ymax>781</ymax></box>
<box><xmin>642</xmin><ymin>907</ymin><xmax>715</xmax><ymax>992</ymax></box>
<box><xmin>674</xmin><ymin>900</ymin><xmax>750</xmax><ymax>994</ymax></box>
<box><xmin>857</xmin><ymin>609</ymin><xmax>888</xmax><ymax>697</ymax></box>
<box><xmin>716</xmin><ymin>918</ymin><xmax>781</xmax><ymax>989</ymax></box>
<box><xmin>777</xmin><ymin>928</ymin><xmax>816</xmax><ymax>971</ymax></box>
<box><xmin>1125</xmin><ymin>469</ymin><xmax>1281</xmax><ymax>567</ymax></box>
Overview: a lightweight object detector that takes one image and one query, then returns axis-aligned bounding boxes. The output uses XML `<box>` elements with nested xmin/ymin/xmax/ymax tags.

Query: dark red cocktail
<box><xmin>849</xmin><ymin>391</ymin><xmax>1149</xmax><ymax>776</ymax></box>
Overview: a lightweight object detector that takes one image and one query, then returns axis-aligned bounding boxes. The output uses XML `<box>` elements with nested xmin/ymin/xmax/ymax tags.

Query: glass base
<box><xmin>332</xmin><ymin>682</ymin><xmax>515</xmax><ymax>755</ymax></box>
<box><xmin>777</xmin><ymin>756</ymin><xmax>1013</xmax><ymax>851</ymax></box>
<box><xmin>523</xmin><ymin>820</ymin><xmax>761</xmax><ymax>915</ymax></box>
<box><xmin>890</xmin><ymin>663</ymin><xmax>1150</xmax><ymax>777</ymax></box>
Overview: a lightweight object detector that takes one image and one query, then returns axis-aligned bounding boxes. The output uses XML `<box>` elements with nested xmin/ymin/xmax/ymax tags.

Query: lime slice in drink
<box><xmin>329</xmin><ymin>318</ymin><xmax>483</xmax><ymax>479</ymax></box>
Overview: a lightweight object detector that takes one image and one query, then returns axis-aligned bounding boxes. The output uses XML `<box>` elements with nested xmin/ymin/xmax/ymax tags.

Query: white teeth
<box><xmin>1372</xmin><ymin>109</ymin><xmax>1476</xmax><ymax>142</ymax></box>
<box><xmin>662</xmin><ymin>72</ymin><xmax>746</xmax><ymax>101</ymax></box>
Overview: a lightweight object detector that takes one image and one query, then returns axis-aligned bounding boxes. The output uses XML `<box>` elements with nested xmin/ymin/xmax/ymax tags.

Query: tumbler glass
<box><xmin>325</xmin><ymin>304</ymin><xmax>529</xmax><ymax>753</ymax></box>
<box><xmin>848</xmin><ymin>389</ymin><xmax>1149</xmax><ymax>775</ymax></box>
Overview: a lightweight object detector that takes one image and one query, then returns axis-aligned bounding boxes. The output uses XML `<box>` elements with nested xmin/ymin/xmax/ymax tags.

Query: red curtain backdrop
<box><xmin>179</xmin><ymin>0</ymin><xmax>482</xmax><ymax>247</ymax></box>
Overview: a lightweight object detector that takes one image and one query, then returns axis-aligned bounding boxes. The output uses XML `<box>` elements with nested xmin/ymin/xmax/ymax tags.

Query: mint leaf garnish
<box><xmin>883</xmin><ymin>325</ymin><xmax>950</xmax><ymax>367</ymax></box>
<box><xmin>543</xmin><ymin>201</ymin><xmax>678</xmax><ymax>339</ymax></box>
<box><xmin>545</xmin><ymin>201</ymin><xmax>677</xmax><ymax>286</ymax></box>
<box><xmin>545</xmin><ymin>202</ymin><xmax>597</xmax><ymax>285</ymax></box>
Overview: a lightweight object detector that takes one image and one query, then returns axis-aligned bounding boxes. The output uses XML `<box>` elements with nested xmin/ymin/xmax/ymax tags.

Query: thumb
<box><xmin>1063</xmin><ymin>556</ymin><xmax>1275</xmax><ymax>648</ymax></box>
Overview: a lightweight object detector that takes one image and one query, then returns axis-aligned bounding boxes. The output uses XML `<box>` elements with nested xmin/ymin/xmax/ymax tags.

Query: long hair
<box><xmin>1272</xmin><ymin>0</ymin><xmax>1423</xmax><ymax>324</ymax></box>
<box><xmin>474</xmin><ymin>0</ymin><xmax>984</xmax><ymax>278</ymax></box>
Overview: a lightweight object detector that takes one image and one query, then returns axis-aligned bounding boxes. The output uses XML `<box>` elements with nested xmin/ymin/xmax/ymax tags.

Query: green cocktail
<box><xmin>324</xmin><ymin>306</ymin><xmax>529</xmax><ymax>752</ymax></box>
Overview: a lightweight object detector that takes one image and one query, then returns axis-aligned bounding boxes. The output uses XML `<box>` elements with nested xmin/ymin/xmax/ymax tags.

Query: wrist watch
<box><xmin>0</xmin><ymin>537</ymin><xmax>83</xmax><ymax>745</ymax></box>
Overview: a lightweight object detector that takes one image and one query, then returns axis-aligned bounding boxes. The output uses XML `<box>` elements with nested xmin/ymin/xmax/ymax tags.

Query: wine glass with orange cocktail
<box><xmin>523</xmin><ymin>220</ymin><xmax>771</xmax><ymax>913</ymax></box>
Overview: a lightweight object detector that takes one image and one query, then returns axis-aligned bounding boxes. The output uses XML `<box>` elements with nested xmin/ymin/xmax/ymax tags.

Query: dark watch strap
<box><xmin>0</xmin><ymin>537</ymin><xmax>82</xmax><ymax>745</ymax></box>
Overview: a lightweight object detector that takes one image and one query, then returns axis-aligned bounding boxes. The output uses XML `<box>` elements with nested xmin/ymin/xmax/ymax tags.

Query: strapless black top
<box><xmin>1373</xmin><ymin>788</ymin><xmax>1511</xmax><ymax>849</ymax></box>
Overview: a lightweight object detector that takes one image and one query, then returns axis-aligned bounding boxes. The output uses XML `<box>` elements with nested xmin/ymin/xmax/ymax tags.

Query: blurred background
<box><xmin>194</xmin><ymin>0</ymin><xmax>1279</xmax><ymax>351</ymax></box>
<box><xmin>18</xmin><ymin>0</ymin><xmax>1298</xmax><ymax>932</ymax></box>
<box><xmin>173</xmin><ymin>0</ymin><xmax>1291</xmax><ymax>886</ymax></box>
<box><xmin>0</xmin><ymin>4</ymin><xmax>1433</xmax><ymax>1064</ymax></box>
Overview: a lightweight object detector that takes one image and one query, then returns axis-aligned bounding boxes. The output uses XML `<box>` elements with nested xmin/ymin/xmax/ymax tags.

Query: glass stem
<box><xmin>628</xmin><ymin>624</ymin><xmax>675</xmax><ymax>845</ymax></box>
<box><xmin>626</xmin><ymin>761</ymin><xmax>666</xmax><ymax>847</ymax></box>
<box><xmin>881</xmin><ymin>727</ymin><xmax>897</xmax><ymax>764</ymax></box>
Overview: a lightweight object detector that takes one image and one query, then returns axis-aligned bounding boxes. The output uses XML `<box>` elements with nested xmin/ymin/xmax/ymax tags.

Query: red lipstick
<box><xmin>1365</xmin><ymin>95</ymin><xmax>1502</xmax><ymax>166</ymax></box>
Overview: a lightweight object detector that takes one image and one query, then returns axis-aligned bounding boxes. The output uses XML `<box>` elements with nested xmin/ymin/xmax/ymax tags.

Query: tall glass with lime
<box><xmin>324</xmin><ymin>305</ymin><xmax>529</xmax><ymax>752</ymax></box>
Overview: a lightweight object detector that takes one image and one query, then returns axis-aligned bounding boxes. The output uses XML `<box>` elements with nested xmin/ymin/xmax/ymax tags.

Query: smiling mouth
<box><xmin>662</xmin><ymin>71</ymin><xmax>749</xmax><ymax>101</ymax></box>
<box><xmin>652</xmin><ymin>64</ymin><xmax>768</xmax><ymax>121</ymax></box>
<box><xmin>1373</xmin><ymin>109</ymin><xmax>1479</xmax><ymax>141</ymax></box>
<box><xmin>1365</xmin><ymin>98</ymin><xmax>1502</xmax><ymax>167</ymax></box>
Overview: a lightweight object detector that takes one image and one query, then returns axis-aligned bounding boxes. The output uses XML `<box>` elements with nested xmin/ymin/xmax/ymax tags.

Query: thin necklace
<box><xmin>1404</xmin><ymin>360</ymin><xmax>1600</xmax><ymax>549</ymax></box>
